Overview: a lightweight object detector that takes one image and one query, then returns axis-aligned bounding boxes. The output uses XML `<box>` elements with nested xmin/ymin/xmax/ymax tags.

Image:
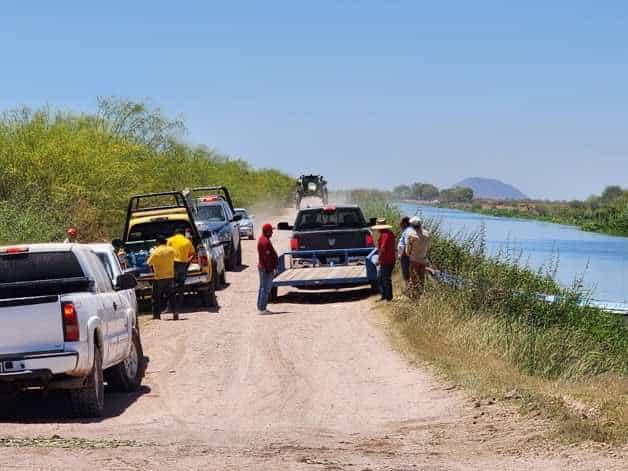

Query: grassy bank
<box><xmin>348</xmin><ymin>189</ymin><xmax>628</xmax><ymax>443</ymax></box>
<box><xmin>443</xmin><ymin>189</ymin><xmax>628</xmax><ymax>237</ymax></box>
<box><xmin>0</xmin><ymin>99</ymin><xmax>293</xmax><ymax>244</ymax></box>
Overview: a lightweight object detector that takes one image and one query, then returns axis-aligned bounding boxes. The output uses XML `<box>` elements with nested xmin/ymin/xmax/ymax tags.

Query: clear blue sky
<box><xmin>2</xmin><ymin>1</ymin><xmax>627</xmax><ymax>200</ymax></box>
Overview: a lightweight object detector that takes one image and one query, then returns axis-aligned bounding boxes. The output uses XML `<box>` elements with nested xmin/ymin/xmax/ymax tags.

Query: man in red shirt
<box><xmin>257</xmin><ymin>223</ymin><xmax>279</xmax><ymax>312</ymax></box>
<box><xmin>374</xmin><ymin>222</ymin><xmax>396</xmax><ymax>301</ymax></box>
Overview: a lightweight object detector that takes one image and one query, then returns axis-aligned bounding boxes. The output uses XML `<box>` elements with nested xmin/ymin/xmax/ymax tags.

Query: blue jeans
<box><xmin>257</xmin><ymin>269</ymin><xmax>274</xmax><ymax>311</ymax></box>
<box><xmin>378</xmin><ymin>263</ymin><xmax>395</xmax><ymax>301</ymax></box>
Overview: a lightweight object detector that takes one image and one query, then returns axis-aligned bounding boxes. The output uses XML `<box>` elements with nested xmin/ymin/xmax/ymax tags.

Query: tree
<box><xmin>410</xmin><ymin>182</ymin><xmax>440</xmax><ymax>201</ymax></box>
<box><xmin>600</xmin><ymin>185</ymin><xmax>624</xmax><ymax>202</ymax></box>
<box><xmin>393</xmin><ymin>184</ymin><xmax>412</xmax><ymax>199</ymax></box>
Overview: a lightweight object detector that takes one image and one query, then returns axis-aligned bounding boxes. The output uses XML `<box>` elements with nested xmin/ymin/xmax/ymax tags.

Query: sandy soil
<box><xmin>0</xmin><ymin>209</ymin><xmax>625</xmax><ymax>470</ymax></box>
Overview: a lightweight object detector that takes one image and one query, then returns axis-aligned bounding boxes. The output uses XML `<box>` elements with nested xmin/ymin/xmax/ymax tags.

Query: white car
<box><xmin>0</xmin><ymin>243</ymin><xmax>144</xmax><ymax>418</ymax></box>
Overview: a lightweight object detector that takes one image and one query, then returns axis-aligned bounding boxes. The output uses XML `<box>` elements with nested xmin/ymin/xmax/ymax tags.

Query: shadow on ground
<box><xmin>0</xmin><ymin>359</ymin><xmax>152</xmax><ymax>423</ymax></box>
<box><xmin>275</xmin><ymin>287</ymin><xmax>374</xmax><ymax>305</ymax></box>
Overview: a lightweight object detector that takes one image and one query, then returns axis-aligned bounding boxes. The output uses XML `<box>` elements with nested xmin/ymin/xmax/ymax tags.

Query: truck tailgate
<box><xmin>0</xmin><ymin>296</ymin><xmax>65</xmax><ymax>355</ymax></box>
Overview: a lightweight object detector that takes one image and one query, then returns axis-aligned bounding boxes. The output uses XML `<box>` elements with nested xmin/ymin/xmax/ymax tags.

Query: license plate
<box><xmin>1</xmin><ymin>360</ymin><xmax>25</xmax><ymax>373</ymax></box>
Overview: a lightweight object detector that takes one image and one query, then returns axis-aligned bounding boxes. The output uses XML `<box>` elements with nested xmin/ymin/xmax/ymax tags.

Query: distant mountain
<box><xmin>455</xmin><ymin>177</ymin><xmax>528</xmax><ymax>201</ymax></box>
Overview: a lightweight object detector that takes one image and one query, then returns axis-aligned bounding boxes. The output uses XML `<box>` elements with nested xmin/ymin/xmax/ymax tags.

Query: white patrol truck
<box><xmin>0</xmin><ymin>243</ymin><xmax>144</xmax><ymax>418</ymax></box>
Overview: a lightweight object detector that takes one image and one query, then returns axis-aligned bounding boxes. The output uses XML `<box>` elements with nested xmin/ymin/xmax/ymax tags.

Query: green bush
<box><xmin>0</xmin><ymin>100</ymin><xmax>294</xmax><ymax>243</ymax></box>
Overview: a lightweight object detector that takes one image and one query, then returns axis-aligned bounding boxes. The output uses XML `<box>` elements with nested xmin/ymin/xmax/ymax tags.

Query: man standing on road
<box><xmin>373</xmin><ymin>222</ymin><xmax>396</xmax><ymax>301</ymax></box>
<box><xmin>168</xmin><ymin>228</ymin><xmax>195</xmax><ymax>313</ymax></box>
<box><xmin>397</xmin><ymin>216</ymin><xmax>414</xmax><ymax>289</ymax></box>
<box><xmin>257</xmin><ymin>223</ymin><xmax>278</xmax><ymax>313</ymax></box>
<box><xmin>406</xmin><ymin>216</ymin><xmax>431</xmax><ymax>294</ymax></box>
<box><xmin>147</xmin><ymin>234</ymin><xmax>177</xmax><ymax>320</ymax></box>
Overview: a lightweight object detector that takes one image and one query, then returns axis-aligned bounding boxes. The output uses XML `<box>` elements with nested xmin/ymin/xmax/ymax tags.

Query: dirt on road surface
<box><xmin>1</xmin><ymin>210</ymin><xmax>625</xmax><ymax>470</ymax></box>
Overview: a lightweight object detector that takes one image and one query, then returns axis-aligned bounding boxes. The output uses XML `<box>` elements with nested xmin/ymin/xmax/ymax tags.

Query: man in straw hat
<box><xmin>405</xmin><ymin>216</ymin><xmax>431</xmax><ymax>293</ymax></box>
<box><xmin>373</xmin><ymin>219</ymin><xmax>396</xmax><ymax>301</ymax></box>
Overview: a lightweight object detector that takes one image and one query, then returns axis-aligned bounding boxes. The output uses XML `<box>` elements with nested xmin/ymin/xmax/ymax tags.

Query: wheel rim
<box><xmin>123</xmin><ymin>340</ymin><xmax>139</xmax><ymax>379</ymax></box>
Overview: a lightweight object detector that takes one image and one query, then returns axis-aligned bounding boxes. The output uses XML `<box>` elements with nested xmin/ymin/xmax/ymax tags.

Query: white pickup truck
<box><xmin>0</xmin><ymin>243</ymin><xmax>144</xmax><ymax>418</ymax></box>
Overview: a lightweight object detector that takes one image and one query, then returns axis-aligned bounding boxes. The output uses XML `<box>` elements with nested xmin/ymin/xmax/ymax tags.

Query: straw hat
<box><xmin>372</xmin><ymin>218</ymin><xmax>392</xmax><ymax>231</ymax></box>
<box><xmin>409</xmin><ymin>216</ymin><xmax>422</xmax><ymax>227</ymax></box>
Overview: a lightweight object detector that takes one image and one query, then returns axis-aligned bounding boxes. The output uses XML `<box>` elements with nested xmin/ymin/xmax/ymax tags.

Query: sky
<box><xmin>1</xmin><ymin>1</ymin><xmax>627</xmax><ymax>200</ymax></box>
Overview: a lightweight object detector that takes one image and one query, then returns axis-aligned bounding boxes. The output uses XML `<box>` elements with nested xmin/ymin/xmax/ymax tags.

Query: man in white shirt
<box><xmin>397</xmin><ymin>216</ymin><xmax>414</xmax><ymax>288</ymax></box>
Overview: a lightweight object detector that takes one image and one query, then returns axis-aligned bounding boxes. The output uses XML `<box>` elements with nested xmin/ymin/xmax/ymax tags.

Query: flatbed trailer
<box><xmin>272</xmin><ymin>248</ymin><xmax>378</xmax><ymax>290</ymax></box>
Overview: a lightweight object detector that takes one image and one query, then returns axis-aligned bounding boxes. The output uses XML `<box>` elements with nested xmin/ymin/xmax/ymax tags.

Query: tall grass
<box><xmin>0</xmin><ymin>100</ymin><xmax>294</xmax><ymax>243</ymax></box>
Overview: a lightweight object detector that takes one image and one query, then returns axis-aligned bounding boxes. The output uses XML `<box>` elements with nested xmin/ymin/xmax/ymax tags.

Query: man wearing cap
<box><xmin>373</xmin><ymin>220</ymin><xmax>396</xmax><ymax>301</ymax></box>
<box><xmin>406</xmin><ymin>217</ymin><xmax>431</xmax><ymax>293</ymax></box>
<box><xmin>257</xmin><ymin>223</ymin><xmax>278</xmax><ymax>312</ymax></box>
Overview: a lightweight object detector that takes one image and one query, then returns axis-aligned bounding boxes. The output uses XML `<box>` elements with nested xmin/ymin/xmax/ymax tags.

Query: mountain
<box><xmin>455</xmin><ymin>177</ymin><xmax>528</xmax><ymax>201</ymax></box>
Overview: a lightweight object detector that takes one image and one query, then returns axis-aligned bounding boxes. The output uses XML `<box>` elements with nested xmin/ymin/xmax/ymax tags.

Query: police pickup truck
<box><xmin>0</xmin><ymin>243</ymin><xmax>144</xmax><ymax>418</ymax></box>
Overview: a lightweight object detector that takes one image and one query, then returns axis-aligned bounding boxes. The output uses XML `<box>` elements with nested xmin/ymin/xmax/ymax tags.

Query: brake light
<box><xmin>61</xmin><ymin>302</ymin><xmax>80</xmax><ymax>342</ymax></box>
<box><xmin>323</xmin><ymin>206</ymin><xmax>336</xmax><ymax>213</ymax></box>
<box><xmin>2</xmin><ymin>246</ymin><xmax>29</xmax><ymax>254</ymax></box>
<box><xmin>197</xmin><ymin>246</ymin><xmax>210</xmax><ymax>267</ymax></box>
<box><xmin>365</xmin><ymin>233</ymin><xmax>374</xmax><ymax>247</ymax></box>
<box><xmin>290</xmin><ymin>238</ymin><xmax>299</xmax><ymax>251</ymax></box>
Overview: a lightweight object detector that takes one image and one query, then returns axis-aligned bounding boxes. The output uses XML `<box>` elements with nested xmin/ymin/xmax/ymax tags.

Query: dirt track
<box><xmin>0</xmin><ymin>210</ymin><xmax>625</xmax><ymax>470</ymax></box>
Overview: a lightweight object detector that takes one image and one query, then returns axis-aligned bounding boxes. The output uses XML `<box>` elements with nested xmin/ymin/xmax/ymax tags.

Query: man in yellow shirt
<box><xmin>167</xmin><ymin>228</ymin><xmax>196</xmax><ymax>313</ymax></box>
<box><xmin>147</xmin><ymin>234</ymin><xmax>177</xmax><ymax>320</ymax></box>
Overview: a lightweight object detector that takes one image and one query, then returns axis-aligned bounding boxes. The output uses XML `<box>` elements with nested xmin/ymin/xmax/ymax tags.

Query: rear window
<box><xmin>0</xmin><ymin>252</ymin><xmax>84</xmax><ymax>283</ymax></box>
<box><xmin>196</xmin><ymin>204</ymin><xmax>226</xmax><ymax>222</ymax></box>
<box><xmin>128</xmin><ymin>221</ymin><xmax>193</xmax><ymax>242</ymax></box>
<box><xmin>295</xmin><ymin>208</ymin><xmax>367</xmax><ymax>230</ymax></box>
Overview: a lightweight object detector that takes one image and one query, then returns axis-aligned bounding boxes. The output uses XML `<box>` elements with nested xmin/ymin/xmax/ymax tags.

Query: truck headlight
<box><xmin>308</xmin><ymin>182</ymin><xmax>317</xmax><ymax>191</ymax></box>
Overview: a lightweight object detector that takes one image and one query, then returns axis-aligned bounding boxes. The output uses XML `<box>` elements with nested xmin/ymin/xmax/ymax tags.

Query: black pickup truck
<box><xmin>278</xmin><ymin>205</ymin><xmax>375</xmax><ymax>263</ymax></box>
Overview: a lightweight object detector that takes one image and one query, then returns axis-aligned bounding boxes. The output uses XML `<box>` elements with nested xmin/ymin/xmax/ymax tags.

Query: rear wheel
<box><xmin>69</xmin><ymin>344</ymin><xmax>104</xmax><ymax>418</ymax></box>
<box><xmin>236</xmin><ymin>242</ymin><xmax>242</xmax><ymax>266</ymax></box>
<box><xmin>200</xmin><ymin>287</ymin><xmax>217</xmax><ymax>308</ymax></box>
<box><xmin>219</xmin><ymin>269</ymin><xmax>227</xmax><ymax>288</ymax></box>
<box><xmin>105</xmin><ymin>329</ymin><xmax>144</xmax><ymax>392</ymax></box>
<box><xmin>226</xmin><ymin>242</ymin><xmax>237</xmax><ymax>270</ymax></box>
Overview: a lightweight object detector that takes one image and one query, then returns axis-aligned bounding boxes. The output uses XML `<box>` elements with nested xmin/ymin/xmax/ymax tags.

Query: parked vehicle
<box><xmin>273</xmin><ymin>205</ymin><xmax>378</xmax><ymax>297</ymax></box>
<box><xmin>235</xmin><ymin>208</ymin><xmax>255</xmax><ymax>240</ymax></box>
<box><xmin>0</xmin><ymin>243</ymin><xmax>144</xmax><ymax>418</ymax></box>
<box><xmin>186</xmin><ymin>186</ymin><xmax>242</xmax><ymax>271</ymax></box>
<box><xmin>295</xmin><ymin>174</ymin><xmax>328</xmax><ymax>209</ymax></box>
<box><xmin>117</xmin><ymin>191</ymin><xmax>217</xmax><ymax>307</ymax></box>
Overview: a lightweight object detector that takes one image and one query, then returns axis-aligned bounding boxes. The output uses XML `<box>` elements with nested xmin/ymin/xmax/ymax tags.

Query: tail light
<box><xmin>1</xmin><ymin>247</ymin><xmax>29</xmax><ymax>254</ymax></box>
<box><xmin>61</xmin><ymin>302</ymin><xmax>80</xmax><ymax>342</ymax></box>
<box><xmin>197</xmin><ymin>246</ymin><xmax>210</xmax><ymax>267</ymax></box>
<box><xmin>290</xmin><ymin>238</ymin><xmax>299</xmax><ymax>251</ymax></box>
<box><xmin>365</xmin><ymin>233</ymin><xmax>374</xmax><ymax>247</ymax></box>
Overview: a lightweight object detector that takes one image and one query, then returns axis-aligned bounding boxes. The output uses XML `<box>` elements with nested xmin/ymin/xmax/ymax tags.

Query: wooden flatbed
<box><xmin>273</xmin><ymin>265</ymin><xmax>368</xmax><ymax>287</ymax></box>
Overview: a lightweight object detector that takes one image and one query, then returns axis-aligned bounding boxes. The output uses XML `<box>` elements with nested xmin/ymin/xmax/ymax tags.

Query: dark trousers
<box><xmin>409</xmin><ymin>262</ymin><xmax>427</xmax><ymax>293</ymax></box>
<box><xmin>400</xmin><ymin>255</ymin><xmax>410</xmax><ymax>286</ymax></box>
<box><xmin>378</xmin><ymin>263</ymin><xmax>395</xmax><ymax>301</ymax></box>
<box><xmin>174</xmin><ymin>262</ymin><xmax>188</xmax><ymax>310</ymax></box>
<box><xmin>152</xmin><ymin>278</ymin><xmax>174</xmax><ymax>319</ymax></box>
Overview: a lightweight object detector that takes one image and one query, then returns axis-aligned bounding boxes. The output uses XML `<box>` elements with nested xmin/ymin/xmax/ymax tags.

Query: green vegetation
<box><xmin>0</xmin><ymin>99</ymin><xmax>294</xmax><ymax>244</ymax></box>
<box><xmin>393</xmin><ymin>182</ymin><xmax>474</xmax><ymax>203</ymax></box>
<box><xmin>466</xmin><ymin>187</ymin><xmax>628</xmax><ymax>237</ymax></box>
<box><xmin>348</xmin><ymin>188</ymin><xmax>628</xmax><ymax>442</ymax></box>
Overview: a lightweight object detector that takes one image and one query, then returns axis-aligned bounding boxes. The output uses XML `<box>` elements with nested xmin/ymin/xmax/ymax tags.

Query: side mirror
<box><xmin>369</xmin><ymin>218</ymin><xmax>377</xmax><ymax>227</ymax></box>
<box><xmin>232</xmin><ymin>214</ymin><xmax>243</xmax><ymax>222</ymax></box>
<box><xmin>116</xmin><ymin>272</ymin><xmax>137</xmax><ymax>291</ymax></box>
<box><xmin>277</xmin><ymin>222</ymin><xmax>293</xmax><ymax>231</ymax></box>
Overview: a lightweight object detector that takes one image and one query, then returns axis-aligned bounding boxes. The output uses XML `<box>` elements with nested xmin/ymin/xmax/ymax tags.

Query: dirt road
<box><xmin>0</xmin><ymin>211</ymin><xmax>625</xmax><ymax>470</ymax></box>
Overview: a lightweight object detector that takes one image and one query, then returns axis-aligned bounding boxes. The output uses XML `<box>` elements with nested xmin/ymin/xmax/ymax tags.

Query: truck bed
<box><xmin>273</xmin><ymin>265</ymin><xmax>368</xmax><ymax>287</ymax></box>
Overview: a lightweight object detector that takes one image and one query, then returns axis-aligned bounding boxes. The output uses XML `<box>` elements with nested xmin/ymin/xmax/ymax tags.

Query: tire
<box><xmin>236</xmin><ymin>242</ymin><xmax>242</xmax><ymax>266</ymax></box>
<box><xmin>219</xmin><ymin>269</ymin><xmax>227</xmax><ymax>288</ymax></box>
<box><xmin>200</xmin><ymin>288</ymin><xmax>217</xmax><ymax>308</ymax></box>
<box><xmin>104</xmin><ymin>329</ymin><xmax>144</xmax><ymax>393</ymax></box>
<box><xmin>226</xmin><ymin>242</ymin><xmax>237</xmax><ymax>271</ymax></box>
<box><xmin>69</xmin><ymin>344</ymin><xmax>104</xmax><ymax>418</ymax></box>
